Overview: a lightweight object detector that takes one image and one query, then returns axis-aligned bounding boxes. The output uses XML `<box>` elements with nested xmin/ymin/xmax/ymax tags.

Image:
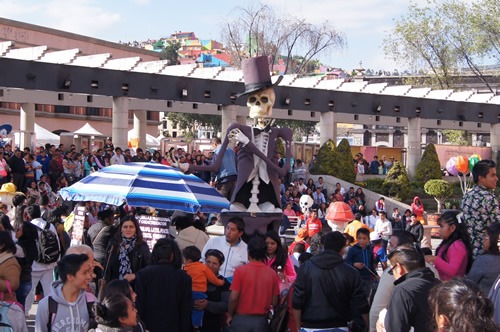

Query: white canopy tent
<box><xmin>74</xmin><ymin>123</ymin><xmax>104</xmax><ymax>136</ymax></box>
<box><xmin>127</xmin><ymin>130</ymin><xmax>160</xmax><ymax>149</ymax></box>
<box><xmin>13</xmin><ymin>123</ymin><xmax>60</xmax><ymax>146</ymax></box>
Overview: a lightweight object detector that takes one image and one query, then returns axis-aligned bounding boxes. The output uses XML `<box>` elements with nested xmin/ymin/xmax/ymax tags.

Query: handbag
<box><xmin>98</xmin><ymin>244</ymin><xmax>114</xmax><ymax>301</ymax></box>
<box><xmin>269</xmin><ymin>288</ymin><xmax>289</xmax><ymax>332</ymax></box>
<box><xmin>0</xmin><ymin>279</ymin><xmax>24</xmax><ymax>312</ymax></box>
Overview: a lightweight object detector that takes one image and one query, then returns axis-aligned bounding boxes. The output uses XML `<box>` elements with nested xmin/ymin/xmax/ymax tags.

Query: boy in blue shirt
<box><xmin>346</xmin><ymin>228</ymin><xmax>378</xmax><ymax>298</ymax></box>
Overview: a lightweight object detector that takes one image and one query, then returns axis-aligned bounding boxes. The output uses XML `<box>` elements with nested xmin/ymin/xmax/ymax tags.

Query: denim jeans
<box><xmin>192</xmin><ymin>291</ymin><xmax>207</xmax><ymax>327</ymax></box>
<box><xmin>15</xmin><ymin>281</ymin><xmax>32</xmax><ymax>310</ymax></box>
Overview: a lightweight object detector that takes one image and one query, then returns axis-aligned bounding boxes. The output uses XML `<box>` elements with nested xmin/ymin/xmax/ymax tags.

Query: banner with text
<box><xmin>137</xmin><ymin>215</ymin><xmax>171</xmax><ymax>251</ymax></box>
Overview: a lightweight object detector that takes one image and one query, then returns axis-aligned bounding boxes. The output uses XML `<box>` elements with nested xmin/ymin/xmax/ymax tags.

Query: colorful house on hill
<box><xmin>199</xmin><ymin>39</ymin><xmax>224</xmax><ymax>52</ymax></box>
<box><xmin>169</xmin><ymin>31</ymin><xmax>197</xmax><ymax>43</ymax></box>
<box><xmin>196</xmin><ymin>53</ymin><xmax>230</xmax><ymax>67</ymax></box>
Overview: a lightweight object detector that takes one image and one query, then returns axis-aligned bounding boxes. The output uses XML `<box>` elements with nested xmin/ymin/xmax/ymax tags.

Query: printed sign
<box><xmin>71</xmin><ymin>206</ymin><xmax>87</xmax><ymax>246</ymax></box>
<box><xmin>137</xmin><ymin>215</ymin><xmax>171</xmax><ymax>251</ymax></box>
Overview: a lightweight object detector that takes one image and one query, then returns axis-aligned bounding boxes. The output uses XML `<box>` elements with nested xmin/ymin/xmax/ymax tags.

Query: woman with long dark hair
<box><xmin>105</xmin><ymin>216</ymin><xmax>151</xmax><ymax>287</ymax></box>
<box><xmin>466</xmin><ymin>223</ymin><xmax>500</xmax><ymax>294</ymax></box>
<box><xmin>14</xmin><ymin>220</ymin><xmax>38</xmax><ymax>308</ymax></box>
<box><xmin>264</xmin><ymin>231</ymin><xmax>296</xmax><ymax>291</ymax></box>
<box><xmin>424</xmin><ymin>211</ymin><xmax>473</xmax><ymax>280</ymax></box>
<box><xmin>429</xmin><ymin>278</ymin><xmax>497</xmax><ymax>332</ymax></box>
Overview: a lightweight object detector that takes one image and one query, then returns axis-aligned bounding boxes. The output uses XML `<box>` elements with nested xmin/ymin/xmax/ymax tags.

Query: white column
<box><xmin>133</xmin><ymin>110</ymin><xmax>147</xmax><ymax>151</ymax></box>
<box><xmin>236</xmin><ymin>115</ymin><xmax>247</xmax><ymax>126</ymax></box>
<box><xmin>407</xmin><ymin>117</ymin><xmax>422</xmax><ymax>178</ymax></box>
<box><xmin>319</xmin><ymin>111</ymin><xmax>336</xmax><ymax>145</ymax></box>
<box><xmin>112</xmin><ymin>97</ymin><xmax>129</xmax><ymax>150</ymax></box>
<box><xmin>490</xmin><ymin>123</ymin><xmax>500</xmax><ymax>167</ymax></box>
<box><xmin>20</xmin><ymin>103</ymin><xmax>35</xmax><ymax>150</ymax></box>
<box><xmin>222</xmin><ymin>105</ymin><xmax>237</xmax><ymax>138</ymax></box>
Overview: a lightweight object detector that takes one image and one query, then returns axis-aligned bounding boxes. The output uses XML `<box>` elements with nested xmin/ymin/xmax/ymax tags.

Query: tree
<box><xmin>310</xmin><ymin>139</ymin><xmax>336</xmax><ymax>176</ymax></box>
<box><xmin>166</xmin><ymin>113</ymin><xmax>221</xmax><ymax>137</ymax></box>
<box><xmin>384</xmin><ymin>0</ymin><xmax>500</xmax><ymax>91</ymax></box>
<box><xmin>383</xmin><ymin>2</ymin><xmax>457</xmax><ymax>89</ymax></box>
<box><xmin>160</xmin><ymin>40</ymin><xmax>181</xmax><ymax>65</ymax></box>
<box><xmin>438</xmin><ymin>0</ymin><xmax>496</xmax><ymax>92</ymax></box>
<box><xmin>222</xmin><ymin>4</ymin><xmax>346</xmax><ymax>74</ymax></box>
<box><xmin>424</xmin><ymin>179</ymin><xmax>453</xmax><ymax>213</ymax></box>
<box><xmin>336</xmin><ymin>139</ymin><xmax>356</xmax><ymax>183</ymax></box>
<box><xmin>443</xmin><ymin>130</ymin><xmax>471</xmax><ymax>145</ymax></box>
<box><xmin>414</xmin><ymin>143</ymin><xmax>442</xmax><ymax>186</ymax></box>
<box><xmin>273</xmin><ymin>119</ymin><xmax>317</xmax><ymax>142</ymax></box>
<box><xmin>382</xmin><ymin>161</ymin><xmax>412</xmax><ymax>201</ymax></box>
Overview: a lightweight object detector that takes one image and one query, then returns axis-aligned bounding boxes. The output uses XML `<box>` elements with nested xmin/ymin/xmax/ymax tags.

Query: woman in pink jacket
<box><xmin>263</xmin><ymin>230</ymin><xmax>296</xmax><ymax>293</ymax></box>
<box><xmin>424</xmin><ymin>211</ymin><xmax>473</xmax><ymax>280</ymax></box>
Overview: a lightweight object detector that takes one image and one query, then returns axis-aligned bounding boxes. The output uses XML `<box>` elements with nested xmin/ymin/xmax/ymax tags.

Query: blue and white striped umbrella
<box><xmin>60</xmin><ymin>163</ymin><xmax>229</xmax><ymax>213</ymax></box>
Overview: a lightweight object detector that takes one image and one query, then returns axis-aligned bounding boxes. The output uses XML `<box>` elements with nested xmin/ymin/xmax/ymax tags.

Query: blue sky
<box><xmin>0</xmin><ymin>0</ymin><xmax>420</xmax><ymax>71</ymax></box>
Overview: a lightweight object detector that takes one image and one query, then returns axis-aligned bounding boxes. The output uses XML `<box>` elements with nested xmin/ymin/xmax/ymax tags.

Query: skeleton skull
<box><xmin>247</xmin><ymin>87</ymin><xmax>275</xmax><ymax>119</ymax></box>
<box><xmin>299</xmin><ymin>195</ymin><xmax>314</xmax><ymax>214</ymax></box>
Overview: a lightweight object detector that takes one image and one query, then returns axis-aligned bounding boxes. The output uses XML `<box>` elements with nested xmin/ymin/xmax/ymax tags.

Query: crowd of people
<box><xmin>0</xmin><ymin>138</ymin><xmax>500</xmax><ymax>331</ymax></box>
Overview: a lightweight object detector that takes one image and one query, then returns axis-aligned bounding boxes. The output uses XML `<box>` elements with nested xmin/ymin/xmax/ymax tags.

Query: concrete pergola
<box><xmin>0</xmin><ymin>42</ymin><xmax>499</xmax><ymax>177</ymax></box>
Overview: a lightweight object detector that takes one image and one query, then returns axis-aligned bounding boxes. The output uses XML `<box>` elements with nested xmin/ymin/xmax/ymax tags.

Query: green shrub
<box><xmin>354</xmin><ymin>181</ymin><xmax>367</xmax><ymax>188</ymax></box>
<box><xmin>336</xmin><ymin>139</ymin><xmax>356</xmax><ymax>183</ymax></box>
<box><xmin>424</xmin><ymin>179</ymin><xmax>453</xmax><ymax>213</ymax></box>
<box><xmin>382</xmin><ymin>161</ymin><xmax>412</xmax><ymax>201</ymax></box>
<box><xmin>414</xmin><ymin>143</ymin><xmax>442</xmax><ymax>186</ymax></box>
<box><xmin>366</xmin><ymin>178</ymin><xmax>385</xmax><ymax>191</ymax></box>
<box><xmin>310</xmin><ymin>139</ymin><xmax>336</xmax><ymax>176</ymax></box>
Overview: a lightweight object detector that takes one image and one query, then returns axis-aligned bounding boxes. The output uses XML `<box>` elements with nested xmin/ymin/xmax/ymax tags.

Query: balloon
<box><xmin>456</xmin><ymin>155</ymin><xmax>469</xmax><ymax>174</ymax></box>
<box><xmin>470</xmin><ymin>154</ymin><xmax>481</xmax><ymax>161</ymax></box>
<box><xmin>469</xmin><ymin>156</ymin><xmax>480</xmax><ymax>171</ymax></box>
<box><xmin>446</xmin><ymin>157</ymin><xmax>459</xmax><ymax>176</ymax></box>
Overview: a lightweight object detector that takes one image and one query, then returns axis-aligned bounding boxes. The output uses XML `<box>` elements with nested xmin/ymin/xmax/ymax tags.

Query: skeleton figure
<box><xmin>226</xmin><ymin>87</ymin><xmax>292</xmax><ymax>212</ymax></box>
<box><xmin>173</xmin><ymin>56</ymin><xmax>292</xmax><ymax>215</ymax></box>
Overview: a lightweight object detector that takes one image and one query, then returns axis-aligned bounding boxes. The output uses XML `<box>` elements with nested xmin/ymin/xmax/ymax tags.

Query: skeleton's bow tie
<box><xmin>253</xmin><ymin>125</ymin><xmax>272</xmax><ymax>136</ymax></box>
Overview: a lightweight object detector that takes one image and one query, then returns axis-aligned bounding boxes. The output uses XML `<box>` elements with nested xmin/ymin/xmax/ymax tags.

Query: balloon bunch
<box><xmin>446</xmin><ymin>154</ymin><xmax>481</xmax><ymax>194</ymax></box>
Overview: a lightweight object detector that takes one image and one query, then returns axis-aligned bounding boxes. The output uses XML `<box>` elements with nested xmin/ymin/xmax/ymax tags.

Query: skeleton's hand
<box><xmin>165</xmin><ymin>149</ymin><xmax>189</xmax><ymax>173</ymax></box>
<box><xmin>228</xmin><ymin>128</ymin><xmax>250</xmax><ymax>146</ymax></box>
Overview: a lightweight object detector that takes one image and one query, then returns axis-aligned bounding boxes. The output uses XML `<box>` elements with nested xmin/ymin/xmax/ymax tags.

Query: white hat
<box><xmin>370</xmin><ymin>231</ymin><xmax>381</xmax><ymax>242</ymax></box>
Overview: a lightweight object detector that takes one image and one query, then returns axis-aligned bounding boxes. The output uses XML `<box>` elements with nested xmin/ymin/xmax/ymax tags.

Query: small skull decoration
<box><xmin>299</xmin><ymin>195</ymin><xmax>314</xmax><ymax>214</ymax></box>
<box><xmin>247</xmin><ymin>87</ymin><xmax>275</xmax><ymax>119</ymax></box>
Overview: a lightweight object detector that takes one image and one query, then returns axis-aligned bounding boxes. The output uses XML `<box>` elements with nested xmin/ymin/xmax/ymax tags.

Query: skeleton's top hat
<box><xmin>237</xmin><ymin>56</ymin><xmax>283</xmax><ymax>97</ymax></box>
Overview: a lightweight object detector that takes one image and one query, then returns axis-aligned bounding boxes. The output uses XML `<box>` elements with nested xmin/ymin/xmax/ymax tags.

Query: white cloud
<box><xmin>0</xmin><ymin>0</ymin><xmax>121</xmax><ymax>39</ymax></box>
<box><xmin>130</xmin><ymin>0</ymin><xmax>150</xmax><ymax>5</ymax></box>
<box><xmin>43</xmin><ymin>0</ymin><xmax>121</xmax><ymax>37</ymax></box>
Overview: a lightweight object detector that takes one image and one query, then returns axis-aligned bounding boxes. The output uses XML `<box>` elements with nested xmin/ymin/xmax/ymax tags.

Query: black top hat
<box><xmin>237</xmin><ymin>56</ymin><xmax>283</xmax><ymax>97</ymax></box>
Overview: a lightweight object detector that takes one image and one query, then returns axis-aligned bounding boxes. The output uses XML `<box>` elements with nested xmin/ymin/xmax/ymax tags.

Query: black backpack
<box><xmin>35</xmin><ymin>222</ymin><xmax>61</xmax><ymax>264</ymax></box>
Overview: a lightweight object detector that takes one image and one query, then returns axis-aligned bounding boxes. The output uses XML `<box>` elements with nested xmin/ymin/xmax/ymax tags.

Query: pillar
<box><xmin>236</xmin><ymin>115</ymin><xmax>247</xmax><ymax>126</ymax></box>
<box><xmin>490</xmin><ymin>123</ymin><xmax>500</xmax><ymax>167</ymax></box>
<box><xmin>133</xmin><ymin>110</ymin><xmax>147</xmax><ymax>151</ymax></box>
<box><xmin>407</xmin><ymin>117</ymin><xmax>422</xmax><ymax>178</ymax></box>
<box><xmin>319</xmin><ymin>111</ymin><xmax>336</xmax><ymax>146</ymax></box>
<box><xmin>221</xmin><ymin>105</ymin><xmax>237</xmax><ymax>138</ymax></box>
<box><xmin>112</xmin><ymin>97</ymin><xmax>129</xmax><ymax>151</ymax></box>
<box><xmin>20</xmin><ymin>103</ymin><xmax>35</xmax><ymax>150</ymax></box>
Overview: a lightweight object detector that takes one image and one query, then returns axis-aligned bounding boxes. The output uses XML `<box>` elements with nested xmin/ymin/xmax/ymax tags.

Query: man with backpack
<box><xmin>24</xmin><ymin>205</ymin><xmax>61</xmax><ymax>317</ymax></box>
